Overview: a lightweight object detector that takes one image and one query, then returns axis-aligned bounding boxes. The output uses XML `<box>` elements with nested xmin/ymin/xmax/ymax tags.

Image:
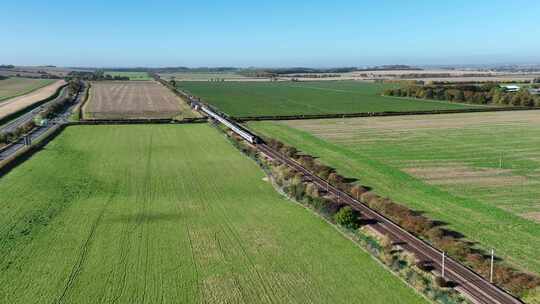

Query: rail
<box><xmin>200</xmin><ymin>102</ymin><xmax>523</xmax><ymax>304</ymax></box>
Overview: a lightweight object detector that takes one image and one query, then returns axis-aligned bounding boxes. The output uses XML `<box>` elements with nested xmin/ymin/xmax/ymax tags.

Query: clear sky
<box><xmin>3</xmin><ymin>0</ymin><xmax>540</xmax><ymax>67</ymax></box>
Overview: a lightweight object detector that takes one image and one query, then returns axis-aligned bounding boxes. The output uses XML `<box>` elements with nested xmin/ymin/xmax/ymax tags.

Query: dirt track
<box><xmin>0</xmin><ymin>80</ymin><xmax>66</xmax><ymax>121</ymax></box>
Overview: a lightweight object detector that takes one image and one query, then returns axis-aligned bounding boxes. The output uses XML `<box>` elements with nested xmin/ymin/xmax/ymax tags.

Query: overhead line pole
<box><xmin>490</xmin><ymin>249</ymin><xmax>495</xmax><ymax>283</ymax></box>
<box><xmin>442</xmin><ymin>251</ymin><xmax>446</xmax><ymax>279</ymax></box>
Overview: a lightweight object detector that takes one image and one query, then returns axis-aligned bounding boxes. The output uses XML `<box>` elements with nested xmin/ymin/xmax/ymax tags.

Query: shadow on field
<box><xmin>107</xmin><ymin>211</ymin><xmax>184</xmax><ymax>223</ymax></box>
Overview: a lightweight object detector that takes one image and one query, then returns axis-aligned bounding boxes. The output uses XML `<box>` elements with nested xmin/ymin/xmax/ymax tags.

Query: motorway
<box><xmin>0</xmin><ymin>84</ymin><xmax>83</xmax><ymax>161</ymax></box>
<box><xmin>256</xmin><ymin>143</ymin><xmax>522</xmax><ymax>304</ymax></box>
<box><xmin>0</xmin><ymin>85</ymin><xmax>68</xmax><ymax>133</ymax></box>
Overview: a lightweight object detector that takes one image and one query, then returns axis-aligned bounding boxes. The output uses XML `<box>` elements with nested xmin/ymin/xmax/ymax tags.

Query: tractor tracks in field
<box><xmin>54</xmin><ymin>188</ymin><xmax>117</xmax><ymax>304</ymax></box>
<box><xmin>202</xmin><ymin>162</ymin><xmax>280</xmax><ymax>304</ymax></box>
<box><xmin>107</xmin><ymin>169</ymin><xmax>133</xmax><ymax>304</ymax></box>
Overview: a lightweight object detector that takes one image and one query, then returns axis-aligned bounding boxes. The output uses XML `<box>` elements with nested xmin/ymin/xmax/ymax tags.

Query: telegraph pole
<box><xmin>490</xmin><ymin>249</ymin><xmax>495</xmax><ymax>283</ymax></box>
<box><xmin>442</xmin><ymin>251</ymin><xmax>446</xmax><ymax>278</ymax></box>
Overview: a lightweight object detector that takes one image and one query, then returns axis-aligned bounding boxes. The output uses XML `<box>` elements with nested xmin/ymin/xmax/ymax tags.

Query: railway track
<box><xmin>169</xmin><ymin>84</ymin><xmax>525</xmax><ymax>304</ymax></box>
<box><xmin>256</xmin><ymin>143</ymin><xmax>522</xmax><ymax>304</ymax></box>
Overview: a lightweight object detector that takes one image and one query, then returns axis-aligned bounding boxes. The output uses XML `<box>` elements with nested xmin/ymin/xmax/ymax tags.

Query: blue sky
<box><xmin>2</xmin><ymin>0</ymin><xmax>540</xmax><ymax>67</ymax></box>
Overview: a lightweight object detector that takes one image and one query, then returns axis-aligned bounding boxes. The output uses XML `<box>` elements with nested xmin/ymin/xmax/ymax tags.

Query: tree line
<box><xmin>384</xmin><ymin>83</ymin><xmax>540</xmax><ymax>107</ymax></box>
<box><xmin>67</xmin><ymin>70</ymin><xmax>129</xmax><ymax>81</ymax></box>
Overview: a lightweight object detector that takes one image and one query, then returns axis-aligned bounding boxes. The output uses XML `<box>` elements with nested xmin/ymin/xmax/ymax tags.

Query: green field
<box><xmin>0</xmin><ymin>77</ymin><xmax>55</xmax><ymax>102</ymax></box>
<box><xmin>0</xmin><ymin>124</ymin><xmax>426</xmax><ymax>303</ymax></box>
<box><xmin>104</xmin><ymin>71</ymin><xmax>152</xmax><ymax>80</ymax></box>
<box><xmin>249</xmin><ymin>111</ymin><xmax>540</xmax><ymax>275</ymax></box>
<box><xmin>176</xmin><ymin>81</ymin><xmax>481</xmax><ymax>117</ymax></box>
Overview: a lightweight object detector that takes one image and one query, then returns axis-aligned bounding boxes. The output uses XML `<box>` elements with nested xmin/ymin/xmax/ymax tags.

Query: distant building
<box><xmin>501</xmin><ymin>85</ymin><xmax>520</xmax><ymax>92</ymax></box>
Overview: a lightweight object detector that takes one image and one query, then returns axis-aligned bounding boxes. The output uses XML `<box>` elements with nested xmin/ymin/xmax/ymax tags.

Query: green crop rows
<box><xmin>249</xmin><ymin>111</ymin><xmax>540</xmax><ymax>275</ymax></box>
<box><xmin>0</xmin><ymin>124</ymin><xmax>426</xmax><ymax>304</ymax></box>
<box><xmin>176</xmin><ymin>80</ymin><xmax>481</xmax><ymax>117</ymax></box>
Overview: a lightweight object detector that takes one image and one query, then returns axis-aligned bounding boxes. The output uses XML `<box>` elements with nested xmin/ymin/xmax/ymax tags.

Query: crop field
<box><xmin>104</xmin><ymin>71</ymin><xmax>152</xmax><ymax>80</ymax></box>
<box><xmin>0</xmin><ymin>80</ymin><xmax>66</xmax><ymax>121</ymax></box>
<box><xmin>176</xmin><ymin>80</ymin><xmax>482</xmax><ymax>117</ymax></box>
<box><xmin>249</xmin><ymin>110</ymin><xmax>540</xmax><ymax>275</ymax></box>
<box><xmin>0</xmin><ymin>77</ymin><xmax>55</xmax><ymax>102</ymax></box>
<box><xmin>0</xmin><ymin>124</ymin><xmax>426</xmax><ymax>304</ymax></box>
<box><xmin>84</xmin><ymin>81</ymin><xmax>199</xmax><ymax>119</ymax></box>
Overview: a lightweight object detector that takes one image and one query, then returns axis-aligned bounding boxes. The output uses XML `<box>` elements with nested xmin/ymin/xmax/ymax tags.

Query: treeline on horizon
<box><xmin>64</xmin><ymin>65</ymin><xmax>421</xmax><ymax>76</ymax></box>
<box><xmin>237</xmin><ymin>65</ymin><xmax>420</xmax><ymax>77</ymax></box>
<box><xmin>67</xmin><ymin>70</ymin><xmax>130</xmax><ymax>81</ymax></box>
<box><xmin>384</xmin><ymin>82</ymin><xmax>540</xmax><ymax>107</ymax></box>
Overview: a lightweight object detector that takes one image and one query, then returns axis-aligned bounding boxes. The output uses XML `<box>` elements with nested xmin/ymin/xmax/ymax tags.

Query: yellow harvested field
<box><xmin>0</xmin><ymin>80</ymin><xmax>66</xmax><ymax>121</ymax></box>
<box><xmin>84</xmin><ymin>81</ymin><xmax>199</xmax><ymax>119</ymax></box>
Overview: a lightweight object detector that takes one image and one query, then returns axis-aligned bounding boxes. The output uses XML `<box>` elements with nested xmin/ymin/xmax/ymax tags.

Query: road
<box><xmin>0</xmin><ymin>85</ymin><xmax>69</xmax><ymax>134</ymax></box>
<box><xmin>0</xmin><ymin>84</ymin><xmax>84</xmax><ymax>161</ymax></box>
<box><xmin>256</xmin><ymin>143</ymin><xmax>522</xmax><ymax>304</ymax></box>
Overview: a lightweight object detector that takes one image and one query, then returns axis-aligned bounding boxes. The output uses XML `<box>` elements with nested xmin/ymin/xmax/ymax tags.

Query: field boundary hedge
<box><xmin>234</xmin><ymin>106</ymin><xmax>540</xmax><ymax>122</ymax></box>
<box><xmin>75</xmin><ymin>117</ymin><xmax>207</xmax><ymax>125</ymax></box>
<box><xmin>75</xmin><ymin>82</ymin><xmax>91</xmax><ymax>120</ymax></box>
<box><xmin>0</xmin><ymin>84</ymin><xmax>67</xmax><ymax>126</ymax></box>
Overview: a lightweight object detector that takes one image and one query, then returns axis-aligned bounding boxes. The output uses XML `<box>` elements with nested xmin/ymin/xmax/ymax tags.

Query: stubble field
<box><xmin>0</xmin><ymin>124</ymin><xmax>426</xmax><ymax>304</ymax></box>
<box><xmin>249</xmin><ymin>110</ymin><xmax>540</xmax><ymax>275</ymax></box>
<box><xmin>176</xmin><ymin>80</ymin><xmax>481</xmax><ymax>117</ymax></box>
<box><xmin>84</xmin><ymin>81</ymin><xmax>198</xmax><ymax>120</ymax></box>
<box><xmin>0</xmin><ymin>79</ymin><xmax>66</xmax><ymax>121</ymax></box>
<box><xmin>0</xmin><ymin>77</ymin><xmax>55</xmax><ymax>102</ymax></box>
